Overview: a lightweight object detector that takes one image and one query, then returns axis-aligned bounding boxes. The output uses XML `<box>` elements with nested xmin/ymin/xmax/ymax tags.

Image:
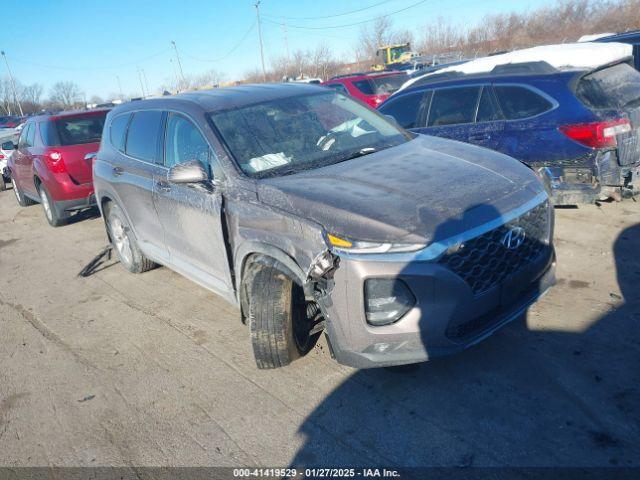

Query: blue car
<box><xmin>378</xmin><ymin>60</ymin><xmax>640</xmax><ymax>205</ymax></box>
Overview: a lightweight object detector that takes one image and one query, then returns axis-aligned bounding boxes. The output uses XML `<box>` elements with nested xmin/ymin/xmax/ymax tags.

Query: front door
<box><xmin>153</xmin><ymin>112</ymin><xmax>233</xmax><ymax>297</ymax></box>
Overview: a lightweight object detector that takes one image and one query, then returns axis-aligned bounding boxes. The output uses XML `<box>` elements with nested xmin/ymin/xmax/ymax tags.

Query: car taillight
<box><xmin>45</xmin><ymin>151</ymin><xmax>66</xmax><ymax>173</ymax></box>
<box><xmin>559</xmin><ymin>118</ymin><xmax>632</xmax><ymax>149</ymax></box>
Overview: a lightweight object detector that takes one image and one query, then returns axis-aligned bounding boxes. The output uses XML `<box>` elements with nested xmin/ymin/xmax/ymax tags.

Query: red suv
<box><xmin>6</xmin><ymin>109</ymin><xmax>109</xmax><ymax>226</ymax></box>
<box><xmin>322</xmin><ymin>72</ymin><xmax>408</xmax><ymax>107</ymax></box>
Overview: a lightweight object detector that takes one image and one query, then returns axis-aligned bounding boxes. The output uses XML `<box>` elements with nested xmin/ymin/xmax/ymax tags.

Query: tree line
<box><xmin>2</xmin><ymin>0</ymin><xmax>639</xmax><ymax>115</ymax></box>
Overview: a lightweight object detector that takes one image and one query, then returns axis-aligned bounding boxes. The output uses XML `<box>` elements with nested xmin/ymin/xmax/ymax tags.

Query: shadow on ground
<box><xmin>290</xmin><ymin>214</ymin><xmax>640</xmax><ymax>472</ymax></box>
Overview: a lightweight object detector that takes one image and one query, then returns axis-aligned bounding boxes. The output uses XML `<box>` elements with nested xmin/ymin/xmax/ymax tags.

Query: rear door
<box><xmin>468</xmin><ymin>86</ymin><xmax>505</xmax><ymax>150</ymax></box>
<box><xmin>419</xmin><ymin>86</ymin><xmax>481</xmax><ymax>141</ymax></box>
<box><xmin>15</xmin><ymin>122</ymin><xmax>36</xmax><ymax>193</ymax></box>
<box><xmin>49</xmin><ymin>111</ymin><xmax>107</xmax><ymax>184</ymax></box>
<box><xmin>153</xmin><ymin>112</ymin><xmax>233</xmax><ymax>296</ymax></box>
<box><xmin>494</xmin><ymin>84</ymin><xmax>557</xmax><ymax>163</ymax></box>
<box><xmin>114</xmin><ymin>110</ymin><xmax>168</xmax><ymax>262</ymax></box>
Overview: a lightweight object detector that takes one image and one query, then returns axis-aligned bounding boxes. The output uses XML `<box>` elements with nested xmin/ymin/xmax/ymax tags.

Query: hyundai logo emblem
<box><xmin>502</xmin><ymin>226</ymin><xmax>526</xmax><ymax>250</ymax></box>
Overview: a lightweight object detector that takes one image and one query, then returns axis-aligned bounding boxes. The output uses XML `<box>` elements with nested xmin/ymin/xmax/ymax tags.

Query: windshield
<box><xmin>54</xmin><ymin>112</ymin><xmax>107</xmax><ymax>146</ymax></box>
<box><xmin>370</xmin><ymin>75</ymin><xmax>407</xmax><ymax>95</ymax></box>
<box><xmin>209</xmin><ymin>91</ymin><xmax>409</xmax><ymax>178</ymax></box>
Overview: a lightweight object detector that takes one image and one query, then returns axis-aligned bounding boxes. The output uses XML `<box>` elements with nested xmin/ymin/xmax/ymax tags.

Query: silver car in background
<box><xmin>93</xmin><ymin>84</ymin><xmax>555</xmax><ymax>369</ymax></box>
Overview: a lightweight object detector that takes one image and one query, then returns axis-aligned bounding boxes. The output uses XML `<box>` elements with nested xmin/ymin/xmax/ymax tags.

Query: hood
<box><xmin>257</xmin><ymin>135</ymin><xmax>546</xmax><ymax>244</ymax></box>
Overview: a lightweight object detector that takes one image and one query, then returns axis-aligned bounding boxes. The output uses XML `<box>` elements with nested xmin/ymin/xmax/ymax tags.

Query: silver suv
<box><xmin>93</xmin><ymin>84</ymin><xmax>556</xmax><ymax>369</ymax></box>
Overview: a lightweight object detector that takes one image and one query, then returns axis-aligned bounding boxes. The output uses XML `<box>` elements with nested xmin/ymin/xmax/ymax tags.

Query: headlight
<box><xmin>327</xmin><ymin>234</ymin><xmax>425</xmax><ymax>254</ymax></box>
<box><xmin>364</xmin><ymin>278</ymin><xmax>416</xmax><ymax>326</ymax></box>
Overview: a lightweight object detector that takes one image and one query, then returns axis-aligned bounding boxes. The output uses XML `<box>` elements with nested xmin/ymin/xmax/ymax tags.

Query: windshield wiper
<box><xmin>342</xmin><ymin>147</ymin><xmax>377</xmax><ymax>161</ymax></box>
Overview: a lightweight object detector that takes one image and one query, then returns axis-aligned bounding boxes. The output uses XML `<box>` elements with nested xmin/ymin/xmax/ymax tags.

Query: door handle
<box><xmin>469</xmin><ymin>133</ymin><xmax>491</xmax><ymax>142</ymax></box>
<box><xmin>156</xmin><ymin>180</ymin><xmax>171</xmax><ymax>192</ymax></box>
<box><xmin>112</xmin><ymin>166</ymin><xmax>124</xmax><ymax>177</ymax></box>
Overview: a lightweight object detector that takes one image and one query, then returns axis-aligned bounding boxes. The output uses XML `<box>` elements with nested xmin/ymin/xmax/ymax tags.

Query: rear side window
<box><xmin>428</xmin><ymin>87</ymin><xmax>481</xmax><ymax>126</ymax></box>
<box><xmin>476</xmin><ymin>87</ymin><xmax>503</xmax><ymax>122</ymax></box>
<box><xmin>352</xmin><ymin>79</ymin><xmax>374</xmax><ymax>95</ymax></box>
<box><xmin>494</xmin><ymin>86</ymin><xmax>552</xmax><ymax>120</ymax></box>
<box><xmin>378</xmin><ymin>91</ymin><xmax>426</xmax><ymax>129</ymax></box>
<box><xmin>110</xmin><ymin>114</ymin><xmax>130</xmax><ymax>152</ymax></box>
<box><xmin>125</xmin><ymin>111</ymin><xmax>163</xmax><ymax>163</ymax></box>
<box><xmin>577</xmin><ymin>63</ymin><xmax>640</xmax><ymax>109</ymax></box>
<box><xmin>55</xmin><ymin>113</ymin><xmax>107</xmax><ymax>146</ymax></box>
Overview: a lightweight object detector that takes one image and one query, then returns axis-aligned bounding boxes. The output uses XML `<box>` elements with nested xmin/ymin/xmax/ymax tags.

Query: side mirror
<box><xmin>384</xmin><ymin>114</ymin><xmax>402</xmax><ymax>129</ymax></box>
<box><xmin>167</xmin><ymin>160</ymin><xmax>208</xmax><ymax>184</ymax></box>
<box><xmin>2</xmin><ymin>141</ymin><xmax>16</xmax><ymax>150</ymax></box>
<box><xmin>84</xmin><ymin>152</ymin><xmax>97</xmax><ymax>161</ymax></box>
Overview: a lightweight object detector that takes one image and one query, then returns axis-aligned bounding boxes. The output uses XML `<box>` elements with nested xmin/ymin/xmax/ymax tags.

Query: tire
<box><xmin>11</xmin><ymin>177</ymin><xmax>36</xmax><ymax>207</ymax></box>
<box><xmin>248</xmin><ymin>264</ymin><xmax>318</xmax><ymax>369</ymax></box>
<box><xmin>37</xmin><ymin>183</ymin><xmax>67</xmax><ymax>227</ymax></box>
<box><xmin>0</xmin><ymin>178</ymin><xmax>6</xmax><ymax>191</ymax></box>
<box><xmin>105</xmin><ymin>203</ymin><xmax>156</xmax><ymax>274</ymax></box>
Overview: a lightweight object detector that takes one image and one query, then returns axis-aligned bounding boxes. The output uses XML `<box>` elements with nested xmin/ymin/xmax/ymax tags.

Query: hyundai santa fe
<box><xmin>93</xmin><ymin>84</ymin><xmax>556</xmax><ymax>369</ymax></box>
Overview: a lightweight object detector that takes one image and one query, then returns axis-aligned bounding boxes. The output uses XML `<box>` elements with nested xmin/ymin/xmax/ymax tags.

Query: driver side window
<box><xmin>164</xmin><ymin>113</ymin><xmax>211</xmax><ymax>173</ymax></box>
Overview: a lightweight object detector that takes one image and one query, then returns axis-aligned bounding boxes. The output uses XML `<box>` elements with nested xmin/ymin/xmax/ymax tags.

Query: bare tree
<box><xmin>49</xmin><ymin>81</ymin><xmax>84</xmax><ymax>109</ymax></box>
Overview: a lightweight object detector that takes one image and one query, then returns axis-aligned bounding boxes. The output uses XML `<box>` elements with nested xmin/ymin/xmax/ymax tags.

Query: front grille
<box><xmin>438</xmin><ymin>201</ymin><xmax>550</xmax><ymax>296</ymax></box>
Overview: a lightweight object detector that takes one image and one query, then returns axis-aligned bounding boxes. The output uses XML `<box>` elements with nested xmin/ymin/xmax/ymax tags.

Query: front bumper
<box><xmin>320</xmin><ymin>248</ymin><xmax>555</xmax><ymax>369</ymax></box>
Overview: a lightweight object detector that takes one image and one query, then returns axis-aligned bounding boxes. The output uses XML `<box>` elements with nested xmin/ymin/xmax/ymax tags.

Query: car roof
<box><xmin>596</xmin><ymin>30</ymin><xmax>640</xmax><ymax>43</ymax></box>
<box><xmin>325</xmin><ymin>71</ymin><xmax>405</xmax><ymax>83</ymax></box>
<box><xmin>400</xmin><ymin>64</ymin><xmax>584</xmax><ymax>94</ymax></box>
<box><xmin>27</xmin><ymin>108</ymin><xmax>111</xmax><ymax>123</ymax></box>
<box><xmin>111</xmin><ymin>84</ymin><xmax>328</xmax><ymax>115</ymax></box>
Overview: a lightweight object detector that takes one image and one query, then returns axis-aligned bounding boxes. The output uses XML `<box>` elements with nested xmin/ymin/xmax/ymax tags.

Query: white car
<box><xmin>0</xmin><ymin>129</ymin><xmax>17</xmax><ymax>191</ymax></box>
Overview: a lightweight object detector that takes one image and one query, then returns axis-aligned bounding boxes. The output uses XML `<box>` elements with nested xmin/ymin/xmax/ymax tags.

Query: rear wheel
<box><xmin>105</xmin><ymin>203</ymin><xmax>156</xmax><ymax>273</ymax></box>
<box><xmin>11</xmin><ymin>177</ymin><xmax>36</xmax><ymax>207</ymax></box>
<box><xmin>37</xmin><ymin>183</ymin><xmax>67</xmax><ymax>227</ymax></box>
<box><xmin>248</xmin><ymin>264</ymin><xmax>319</xmax><ymax>369</ymax></box>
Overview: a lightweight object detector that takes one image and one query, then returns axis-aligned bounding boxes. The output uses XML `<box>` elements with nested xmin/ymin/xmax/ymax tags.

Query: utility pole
<box><xmin>281</xmin><ymin>18</ymin><xmax>290</xmax><ymax>77</ymax></box>
<box><xmin>254</xmin><ymin>1</ymin><xmax>266</xmax><ymax>82</ymax></box>
<box><xmin>141</xmin><ymin>68</ymin><xmax>151</xmax><ymax>96</ymax></box>
<box><xmin>116</xmin><ymin>75</ymin><xmax>124</xmax><ymax>100</ymax></box>
<box><xmin>171</xmin><ymin>41</ymin><xmax>186</xmax><ymax>85</ymax></box>
<box><xmin>137</xmin><ymin>68</ymin><xmax>146</xmax><ymax>97</ymax></box>
<box><xmin>170</xmin><ymin>59</ymin><xmax>180</xmax><ymax>92</ymax></box>
<box><xmin>1</xmin><ymin>51</ymin><xmax>24</xmax><ymax>116</ymax></box>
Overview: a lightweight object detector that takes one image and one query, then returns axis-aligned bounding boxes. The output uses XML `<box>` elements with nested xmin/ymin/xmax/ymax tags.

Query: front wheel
<box><xmin>248</xmin><ymin>264</ymin><xmax>319</xmax><ymax>369</ymax></box>
<box><xmin>11</xmin><ymin>177</ymin><xmax>36</xmax><ymax>207</ymax></box>
<box><xmin>105</xmin><ymin>203</ymin><xmax>156</xmax><ymax>274</ymax></box>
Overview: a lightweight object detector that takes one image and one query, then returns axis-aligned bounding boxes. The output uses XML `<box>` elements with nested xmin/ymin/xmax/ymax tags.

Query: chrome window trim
<box><xmin>334</xmin><ymin>190</ymin><xmax>549</xmax><ymax>263</ymax></box>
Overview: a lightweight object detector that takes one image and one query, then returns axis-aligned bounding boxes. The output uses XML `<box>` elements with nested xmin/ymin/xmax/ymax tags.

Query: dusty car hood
<box><xmin>257</xmin><ymin>135</ymin><xmax>546</xmax><ymax>244</ymax></box>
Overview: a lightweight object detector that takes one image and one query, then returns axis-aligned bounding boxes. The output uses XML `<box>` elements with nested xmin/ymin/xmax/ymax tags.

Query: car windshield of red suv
<box><xmin>47</xmin><ymin>113</ymin><xmax>107</xmax><ymax>146</ymax></box>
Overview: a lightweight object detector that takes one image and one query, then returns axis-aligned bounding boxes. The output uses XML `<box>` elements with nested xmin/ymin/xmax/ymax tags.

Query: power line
<box><xmin>262</xmin><ymin>0</ymin><xmax>429</xmax><ymax>30</ymax></box>
<box><xmin>7</xmin><ymin>48</ymin><xmax>171</xmax><ymax>71</ymax></box>
<box><xmin>180</xmin><ymin>21</ymin><xmax>256</xmax><ymax>63</ymax></box>
<box><xmin>262</xmin><ymin>0</ymin><xmax>398</xmax><ymax>21</ymax></box>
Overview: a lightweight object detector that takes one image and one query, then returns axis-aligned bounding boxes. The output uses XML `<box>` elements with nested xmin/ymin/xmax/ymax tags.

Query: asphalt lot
<box><xmin>0</xmin><ymin>185</ymin><xmax>639</xmax><ymax>469</ymax></box>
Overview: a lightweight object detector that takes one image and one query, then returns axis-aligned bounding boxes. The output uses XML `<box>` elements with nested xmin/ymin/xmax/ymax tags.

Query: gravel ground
<box><xmin>0</xmin><ymin>185</ymin><xmax>638</xmax><ymax>469</ymax></box>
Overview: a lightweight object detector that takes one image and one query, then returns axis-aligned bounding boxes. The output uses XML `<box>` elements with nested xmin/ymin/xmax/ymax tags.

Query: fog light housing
<box><xmin>364</xmin><ymin>278</ymin><xmax>415</xmax><ymax>326</ymax></box>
